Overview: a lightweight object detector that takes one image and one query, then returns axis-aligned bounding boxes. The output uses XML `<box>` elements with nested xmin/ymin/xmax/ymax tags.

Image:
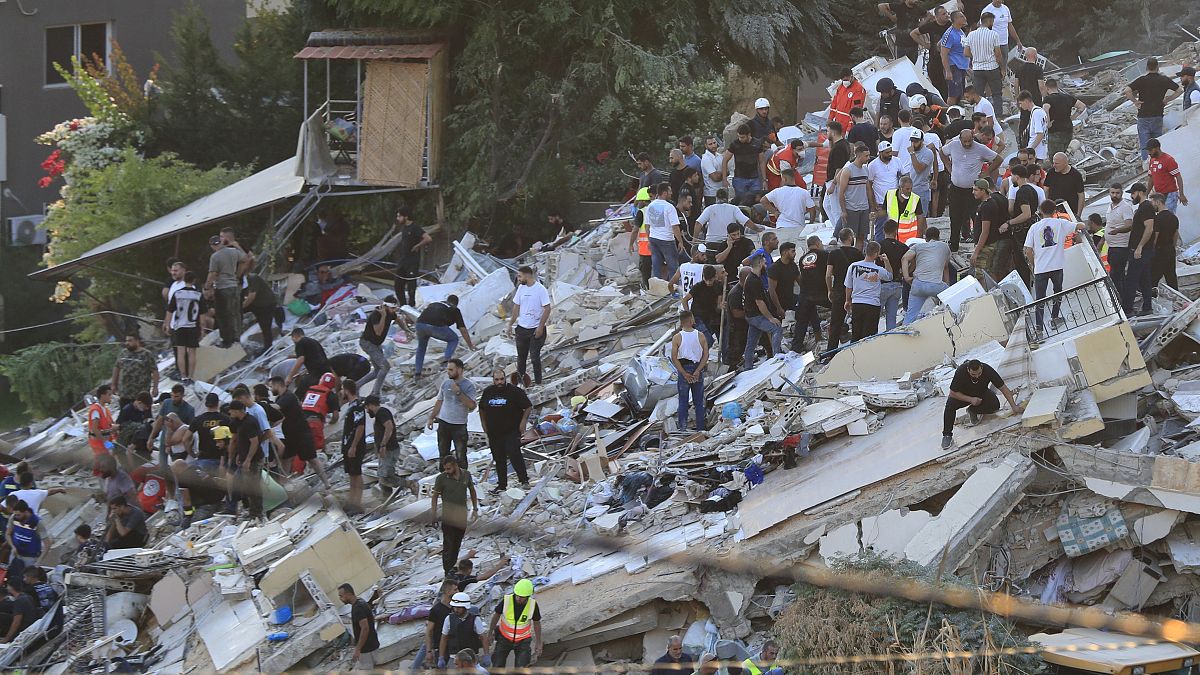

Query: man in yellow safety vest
<box><xmin>628</xmin><ymin>188</ymin><xmax>653</xmax><ymax>289</ymax></box>
<box><xmin>742</xmin><ymin>640</ymin><xmax>783</xmax><ymax>674</ymax></box>
<box><xmin>885</xmin><ymin>176</ymin><xmax>925</xmax><ymax>243</ymax></box>
<box><xmin>485</xmin><ymin>577</ymin><xmax>542</xmax><ymax>669</ymax></box>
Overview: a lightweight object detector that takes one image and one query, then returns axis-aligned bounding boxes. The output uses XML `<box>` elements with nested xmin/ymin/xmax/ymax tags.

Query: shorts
<box><xmin>171</xmin><ymin>327</ymin><xmax>200</xmax><ymax>348</ymax></box>
<box><xmin>283</xmin><ymin>436</ymin><xmax>317</xmax><ymax>462</ymax></box>
<box><xmin>343</xmin><ymin>446</ymin><xmax>364</xmax><ymax>476</ymax></box>
<box><xmin>947</xmin><ymin>65</ymin><xmax>966</xmax><ymax>99</ymax></box>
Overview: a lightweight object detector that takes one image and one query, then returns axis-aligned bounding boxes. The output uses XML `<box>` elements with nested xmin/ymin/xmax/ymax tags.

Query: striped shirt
<box><xmin>963</xmin><ymin>26</ymin><xmax>1000</xmax><ymax>70</ymax></box>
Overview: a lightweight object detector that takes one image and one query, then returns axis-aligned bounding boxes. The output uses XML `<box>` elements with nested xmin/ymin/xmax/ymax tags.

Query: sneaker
<box><xmin>941</xmin><ymin>435</ymin><xmax>953</xmax><ymax>450</ymax></box>
<box><xmin>968</xmin><ymin>410</ymin><xmax>981</xmax><ymax>425</ymax></box>
<box><xmin>519</xmin><ymin>481</ymin><xmax>531</xmax><ymax>490</ymax></box>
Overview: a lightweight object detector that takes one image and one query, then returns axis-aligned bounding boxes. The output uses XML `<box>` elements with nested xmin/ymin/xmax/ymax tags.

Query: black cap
<box><xmin>1182</xmin><ymin>66</ymin><xmax>1197</xmax><ymax>77</ymax></box>
<box><xmin>876</xmin><ymin>77</ymin><xmax>895</xmax><ymax>93</ymax></box>
<box><xmin>1129</xmin><ymin>182</ymin><xmax>1148</xmax><ymax>194</ymax></box>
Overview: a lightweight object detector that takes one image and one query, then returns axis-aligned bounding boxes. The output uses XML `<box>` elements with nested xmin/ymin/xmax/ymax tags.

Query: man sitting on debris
<box><xmin>439</xmin><ymin>592</ymin><xmax>488</xmax><ymax>668</ymax></box>
<box><xmin>105</xmin><ymin>495</ymin><xmax>149</xmax><ymax>549</ymax></box>
<box><xmin>431</xmin><ymin>455</ymin><xmax>478</xmax><ymax>575</ymax></box>
<box><xmin>672</xmin><ymin>311</ymin><xmax>710</xmax><ymax>433</ymax></box>
<box><xmin>414</xmin><ymin>295</ymin><xmax>476</xmax><ymax>382</ymax></box>
<box><xmin>485</xmin><ymin>578</ymin><xmax>542</xmax><ymax>669</ymax></box>
<box><xmin>73</xmin><ymin>524</ymin><xmax>106</xmax><ymax>567</ymax></box>
<box><xmin>651</xmin><ymin>635</ymin><xmax>694</xmax><ymax>675</ymax></box>
<box><xmin>96</xmin><ymin>455</ymin><xmax>137</xmax><ymax>506</ymax></box>
<box><xmin>942</xmin><ymin>359</ymin><xmax>1023</xmax><ymax>449</ymax></box>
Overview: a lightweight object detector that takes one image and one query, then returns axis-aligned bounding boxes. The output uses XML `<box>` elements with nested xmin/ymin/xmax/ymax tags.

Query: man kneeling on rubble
<box><xmin>942</xmin><ymin>359</ymin><xmax>1022</xmax><ymax>450</ymax></box>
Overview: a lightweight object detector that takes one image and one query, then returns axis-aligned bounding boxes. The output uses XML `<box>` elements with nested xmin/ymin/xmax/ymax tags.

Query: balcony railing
<box><xmin>1006</xmin><ymin>276</ymin><xmax>1122</xmax><ymax>344</ymax></box>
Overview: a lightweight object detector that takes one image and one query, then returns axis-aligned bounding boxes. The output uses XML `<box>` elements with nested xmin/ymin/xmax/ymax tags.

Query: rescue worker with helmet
<box><xmin>438</xmin><ymin>592</ymin><xmax>488</xmax><ymax>669</ymax></box>
<box><xmin>742</xmin><ymin>640</ymin><xmax>784</xmax><ymax>675</ymax></box>
<box><xmin>485</xmin><ymin>578</ymin><xmax>542</xmax><ymax>668</ymax></box>
<box><xmin>628</xmin><ymin>187</ymin><xmax>653</xmax><ymax>289</ymax></box>
<box><xmin>299</xmin><ymin>372</ymin><xmax>340</xmax><ymax>452</ymax></box>
<box><xmin>885</xmin><ymin>175</ymin><xmax>926</xmax><ymax>243</ymax></box>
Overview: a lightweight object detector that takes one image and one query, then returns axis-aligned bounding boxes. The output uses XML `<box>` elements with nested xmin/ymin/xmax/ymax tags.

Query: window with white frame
<box><xmin>45</xmin><ymin>23</ymin><xmax>111</xmax><ymax>86</ymax></box>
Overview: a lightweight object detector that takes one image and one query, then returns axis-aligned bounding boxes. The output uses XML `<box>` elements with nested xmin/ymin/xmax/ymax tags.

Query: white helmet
<box><xmin>450</xmin><ymin>592</ymin><xmax>471</xmax><ymax>608</ymax></box>
<box><xmin>754</xmin><ymin>97</ymin><xmax>771</xmax><ymax>109</ymax></box>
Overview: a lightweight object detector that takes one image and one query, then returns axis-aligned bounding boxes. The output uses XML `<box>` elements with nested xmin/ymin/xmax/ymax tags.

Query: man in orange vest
<box><xmin>484</xmin><ymin>578</ymin><xmax>541</xmax><ymax>669</ymax></box>
<box><xmin>87</xmin><ymin>384</ymin><xmax>116</xmax><ymax>460</ymax></box>
<box><xmin>885</xmin><ymin>177</ymin><xmax>925</xmax><ymax>243</ymax></box>
<box><xmin>627</xmin><ymin>188</ymin><xmax>653</xmax><ymax>289</ymax></box>
<box><xmin>765</xmin><ymin>139</ymin><xmax>809</xmax><ymax>191</ymax></box>
<box><xmin>829</xmin><ymin>67</ymin><xmax>867</xmax><ymax>130</ymax></box>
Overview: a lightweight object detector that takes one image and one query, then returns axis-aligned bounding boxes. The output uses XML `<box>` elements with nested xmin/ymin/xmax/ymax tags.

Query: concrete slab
<box><xmin>903</xmin><ymin>453</ymin><xmax>1036</xmax><ymax>568</ymax></box>
<box><xmin>1021</xmin><ymin>386</ymin><xmax>1068</xmax><ymax>428</ymax></box>
<box><xmin>149</xmin><ymin>571</ymin><xmax>189</xmax><ymax>628</ymax></box>
<box><xmin>818</xmin><ymin>523</ymin><xmax>860</xmax><ymax>561</ymax></box>
<box><xmin>861</xmin><ymin>508</ymin><xmax>933</xmax><ymax>557</ymax></box>
<box><xmin>194</xmin><ymin>343</ymin><xmax>247</xmax><ymax>384</ymax></box>
<box><xmin>1132</xmin><ymin>509</ymin><xmax>1181</xmax><ymax>545</ymax></box>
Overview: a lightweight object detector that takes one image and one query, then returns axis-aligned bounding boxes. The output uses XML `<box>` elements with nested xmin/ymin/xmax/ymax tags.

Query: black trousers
<box><xmin>792</xmin><ymin>295</ymin><xmax>826</xmax><ymax>352</ymax></box>
<box><xmin>638</xmin><ymin>255</ymin><xmax>652</xmax><ymax>290</ymax></box>
<box><xmin>442</xmin><ymin>521</ymin><xmax>466</xmax><ymax>574</ymax></box>
<box><xmin>943</xmin><ymin>388</ymin><xmax>1000</xmax><ymax>436</ymax></box>
<box><xmin>252</xmin><ymin>306</ymin><xmax>283</xmax><ymax>349</ymax></box>
<box><xmin>492</xmin><ymin>635</ymin><xmax>533</xmax><ymax>669</ymax></box>
<box><xmin>437</xmin><ymin>421</ymin><xmax>469</xmax><ymax>469</ymax></box>
<box><xmin>488</xmin><ymin>428</ymin><xmax>527</xmax><ymax>490</ymax></box>
<box><xmin>948</xmin><ymin>185</ymin><xmax>975</xmax><ymax>252</ymax></box>
<box><xmin>1152</xmin><ymin>253</ymin><xmax>1178</xmax><ymax>291</ymax></box>
<box><xmin>514</xmin><ymin>326</ymin><xmax>546</xmax><ymax>384</ymax></box>
<box><xmin>827</xmin><ymin>292</ymin><xmax>848</xmax><ymax>353</ymax></box>
<box><xmin>850</xmin><ymin>303</ymin><xmax>881</xmax><ymax>342</ymax></box>
<box><xmin>394</xmin><ymin>266</ymin><xmax>418</xmax><ymax>307</ymax></box>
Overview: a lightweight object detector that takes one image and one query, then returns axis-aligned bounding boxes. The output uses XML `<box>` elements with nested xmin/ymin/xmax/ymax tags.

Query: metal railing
<box><xmin>1007</xmin><ymin>276</ymin><xmax>1122</xmax><ymax>344</ymax></box>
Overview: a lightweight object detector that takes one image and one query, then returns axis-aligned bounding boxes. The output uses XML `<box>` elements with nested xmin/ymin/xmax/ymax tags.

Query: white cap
<box><xmin>754</xmin><ymin>97</ymin><xmax>771</xmax><ymax>109</ymax></box>
<box><xmin>909</xmin><ymin>94</ymin><xmax>927</xmax><ymax>108</ymax></box>
<box><xmin>878</xmin><ymin>141</ymin><xmax>893</xmax><ymax>152</ymax></box>
<box><xmin>450</xmin><ymin>592</ymin><xmax>471</xmax><ymax>608</ymax></box>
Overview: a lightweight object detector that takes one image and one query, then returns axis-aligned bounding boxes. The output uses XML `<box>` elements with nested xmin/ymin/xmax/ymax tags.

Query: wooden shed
<box><xmin>296</xmin><ymin>31</ymin><xmax>448</xmax><ymax>187</ymax></box>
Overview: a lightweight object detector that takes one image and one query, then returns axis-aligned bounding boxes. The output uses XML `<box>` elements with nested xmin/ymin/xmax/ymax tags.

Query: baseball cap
<box><xmin>1129</xmin><ymin>182</ymin><xmax>1148</xmax><ymax>193</ymax></box>
<box><xmin>876</xmin><ymin>77</ymin><xmax>896</xmax><ymax>93</ymax></box>
<box><xmin>909</xmin><ymin>94</ymin><xmax>927</xmax><ymax>108</ymax></box>
<box><xmin>878</xmin><ymin>141</ymin><xmax>893</xmax><ymax>152</ymax></box>
<box><xmin>973</xmin><ymin>178</ymin><xmax>993</xmax><ymax>191</ymax></box>
<box><xmin>209</xmin><ymin>235</ymin><xmax>222</xmax><ymax>246</ymax></box>
<box><xmin>1182</xmin><ymin>66</ymin><xmax>1197</xmax><ymax>77</ymax></box>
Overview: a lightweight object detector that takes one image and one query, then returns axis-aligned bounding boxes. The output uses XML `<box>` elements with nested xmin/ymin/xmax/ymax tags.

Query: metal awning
<box><xmin>293</xmin><ymin>43</ymin><xmax>443</xmax><ymax>60</ymax></box>
<box><xmin>31</xmin><ymin>156</ymin><xmax>306</xmax><ymax>281</ymax></box>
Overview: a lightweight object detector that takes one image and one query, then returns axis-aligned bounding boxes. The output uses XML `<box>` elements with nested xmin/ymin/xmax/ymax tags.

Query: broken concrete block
<box><xmin>149</xmin><ymin>571</ymin><xmax>189</xmax><ymax>627</ymax></box>
<box><xmin>818</xmin><ymin>522</ymin><xmax>860</xmax><ymax>561</ymax></box>
<box><xmin>860</xmin><ymin>509</ymin><xmax>933</xmax><ymax>557</ymax></box>
<box><xmin>1167</xmin><ymin>522</ymin><xmax>1200</xmax><ymax>574</ymax></box>
<box><xmin>1132</xmin><ymin>509</ymin><xmax>1180</xmax><ymax>545</ymax></box>
<box><xmin>1103</xmin><ymin>554</ymin><xmax>1165</xmax><ymax>611</ymax></box>
<box><xmin>904</xmin><ymin>453</ymin><xmax>1035</xmax><ymax>568</ymax></box>
<box><xmin>193</xmin><ymin>343</ymin><xmax>247</xmax><ymax>383</ymax></box>
<box><xmin>1021</xmin><ymin>385</ymin><xmax>1068</xmax><ymax>428</ymax></box>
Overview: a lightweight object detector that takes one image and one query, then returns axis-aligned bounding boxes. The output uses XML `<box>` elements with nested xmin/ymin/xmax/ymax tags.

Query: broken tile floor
<box><xmin>8</xmin><ymin>45</ymin><xmax>1200</xmax><ymax>673</ymax></box>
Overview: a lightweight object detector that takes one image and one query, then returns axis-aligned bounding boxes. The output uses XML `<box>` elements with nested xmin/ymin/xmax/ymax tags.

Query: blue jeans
<box><xmin>743</xmin><ymin>315</ymin><xmax>782</xmax><ymax>370</ymax></box>
<box><xmin>732</xmin><ymin>176</ymin><xmax>762</xmax><ymax>201</ymax></box>
<box><xmin>414</xmin><ymin>323</ymin><xmax>459</xmax><ymax>376</ymax></box>
<box><xmin>1122</xmin><ymin>254</ymin><xmax>1152</xmax><ymax>314</ymax></box>
<box><xmin>913</xmin><ymin>186</ymin><xmax>932</xmax><ymax>215</ymax></box>
<box><xmin>880</xmin><ymin>282</ymin><xmax>904</xmax><ymax>330</ymax></box>
<box><xmin>694</xmin><ymin>318</ymin><xmax>716</xmax><ymax>347</ymax></box>
<box><xmin>1034</xmin><ymin>269</ymin><xmax>1064</xmax><ymax>330</ymax></box>
<box><xmin>1137</xmin><ymin>117</ymin><xmax>1164</xmax><ymax>160</ymax></box>
<box><xmin>872</xmin><ymin>213</ymin><xmax>890</xmax><ymax>242</ymax></box>
<box><xmin>676</xmin><ymin>361</ymin><xmax>705</xmax><ymax>431</ymax></box>
<box><xmin>1167</xmin><ymin>191</ymin><xmax>1180</xmax><ymax>214</ymax></box>
<box><xmin>906</xmin><ymin>279</ymin><xmax>948</xmax><ymax>324</ymax></box>
<box><xmin>649</xmin><ymin>237</ymin><xmax>680</xmax><ymax>281</ymax></box>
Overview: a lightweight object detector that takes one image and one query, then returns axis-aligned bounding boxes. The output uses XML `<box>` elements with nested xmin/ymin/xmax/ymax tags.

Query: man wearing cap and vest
<box><xmin>438</xmin><ymin>592</ymin><xmax>487</xmax><ymax>668</ymax></box>
<box><xmin>628</xmin><ymin>188</ymin><xmax>653</xmax><ymax>290</ymax></box>
<box><xmin>885</xmin><ymin>176</ymin><xmax>925</xmax><ymax>243</ymax></box>
<box><xmin>486</xmin><ymin>578</ymin><xmax>542</xmax><ymax>668</ymax></box>
<box><xmin>742</xmin><ymin>640</ymin><xmax>784</xmax><ymax>675</ymax></box>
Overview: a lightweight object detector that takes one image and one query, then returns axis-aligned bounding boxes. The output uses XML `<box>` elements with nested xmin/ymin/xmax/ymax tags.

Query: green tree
<box><xmin>328</xmin><ymin>0</ymin><xmax>846</xmax><ymax>229</ymax></box>
<box><xmin>151</xmin><ymin>5</ymin><xmax>231</xmax><ymax>165</ymax></box>
<box><xmin>0</xmin><ymin>342</ymin><xmax>118</xmax><ymax>418</ymax></box>
<box><xmin>41</xmin><ymin>149</ymin><xmax>247</xmax><ymax>340</ymax></box>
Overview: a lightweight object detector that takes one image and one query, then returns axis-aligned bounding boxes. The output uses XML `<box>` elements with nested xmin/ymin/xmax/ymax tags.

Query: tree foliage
<box><xmin>327</xmin><ymin>0</ymin><xmax>845</xmax><ymax>231</ymax></box>
<box><xmin>0</xmin><ymin>342</ymin><xmax>118</xmax><ymax>418</ymax></box>
<box><xmin>773</xmin><ymin>552</ymin><xmax>1041</xmax><ymax>675</ymax></box>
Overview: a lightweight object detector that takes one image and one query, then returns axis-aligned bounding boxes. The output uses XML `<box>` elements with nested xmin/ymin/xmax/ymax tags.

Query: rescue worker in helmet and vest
<box><xmin>628</xmin><ymin>187</ymin><xmax>653</xmax><ymax>290</ymax></box>
<box><xmin>885</xmin><ymin>176</ymin><xmax>925</xmax><ymax>243</ymax></box>
<box><xmin>485</xmin><ymin>578</ymin><xmax>542</xmax><ymax>669</ymax></box>
<box><xmin>299</xmin><ymin>372</ymin><xmax>340</xmax><ymax>452</ymax></box>
<box><xmin>765</xmin><ymin>139</ymin><xmax>809</xmax><ymax>192</ymax></box>
<box><xmin>438</xmin><ymin>592</ymin><xmax>488</xmax><ymax>669</ymax></box>
<box><xmin>743</xmin><ymin>640</ymin><xmax>784</xmax><ymax>675</ymax></box>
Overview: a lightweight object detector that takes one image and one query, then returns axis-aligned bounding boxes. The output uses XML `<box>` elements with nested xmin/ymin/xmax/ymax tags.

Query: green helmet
<box><xmin>513</xmin><ymin>578</ymin><xmax>535</xmax><ymax>597</ymax></box>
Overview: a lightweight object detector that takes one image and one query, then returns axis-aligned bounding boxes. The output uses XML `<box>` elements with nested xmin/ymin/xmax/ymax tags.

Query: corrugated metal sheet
<box><xmin>294</xmin><ymin>43</ymin><xmax>443</xmax><ymax>61</ymax></box>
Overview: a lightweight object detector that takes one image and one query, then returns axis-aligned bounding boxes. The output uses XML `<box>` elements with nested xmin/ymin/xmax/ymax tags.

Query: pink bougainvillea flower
<box><xmin>38</xmin><ymin>177</ymin><xmax>52</xmax><ymax>188</ymax></box>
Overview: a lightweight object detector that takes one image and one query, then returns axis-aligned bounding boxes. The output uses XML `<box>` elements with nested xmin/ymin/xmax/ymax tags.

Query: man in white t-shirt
<box><xmin>695</xmin><ymin>188</ymin><xmax>750</xmax><ymax>251</ymax></box>
<box><xmin>868</xmin><ymin>142</ymin><xmax>904</xmax><ymax>241</ymax></box>
<box><xmin>1020</xmin><ymin>91</ymin><xmax>1050</xmax><ymax>160</ymax></box>
<box><xmin>761</xmin><ymin>169</ymin><xmax>815</xmax><ymax>228</ymax></box>
<box><xmin>1023</xmin><ymin>200</ymin><xmax>1082</xmax><ymax>332</ymax></box>
<box><xmin>1103</xmin><ymin>183</ymin><xmax>1136</xmax><ymax>296</ymax></box>
<box><xmin>965</xmin><ymin>86</ymin><xmax>995</xmax><ymax>127</ymax></box>
<box><xmin>700</xmin><ymin>137</ymin><xmax>726</xmax><ymax>205</ymax></box>
<box><xmin>506</xmin><ymin>266</ymin><xmax>552</xmax><ymax>385</ymax></box>
<box><xmin>983</xmin><ymin>0</ymin><xmax>1021</xmax><ymax>50</ymax></box>
<box><xmin>644</xmin><ymin>182</ymin><xmax>685</xmax><ymax>281</ymax></box>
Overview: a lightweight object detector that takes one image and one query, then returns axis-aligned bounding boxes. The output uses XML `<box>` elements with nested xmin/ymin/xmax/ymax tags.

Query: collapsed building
<box><xmin>7</xmin><ymin>32</ymin><xmax>1200</xmax><ymax>675</ymax></box>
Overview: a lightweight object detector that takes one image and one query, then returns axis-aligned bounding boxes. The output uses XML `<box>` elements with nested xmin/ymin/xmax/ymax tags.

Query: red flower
<box><xmin>40</xmin><ymin>150</ymin><xmax>61</xmax><ymax>171</ymax></box>
<box><xmin>596</xmin><ymin>150</ymin><xmax>611</xmax><ymax>163</ymax></box>
<box><xmin>38</xmin><ymin>177</ymin><xmax>52</xmax><ymax>188</ymax></box>
<box><xmin>69</xmin><ymin>121</ymin><xmax>79</xmax><ymax>131</ymax></box>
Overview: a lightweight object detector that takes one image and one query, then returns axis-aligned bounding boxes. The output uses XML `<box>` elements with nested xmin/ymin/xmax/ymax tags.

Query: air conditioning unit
<box><xmin>8</xmin><ymin>215</ymin><xmax>47</xmax><ymax>247</ymax></box>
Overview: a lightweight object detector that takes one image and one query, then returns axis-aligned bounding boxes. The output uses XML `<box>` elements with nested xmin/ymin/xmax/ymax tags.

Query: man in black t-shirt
<box><xmin>793</xmin><ymin>236</ymin><xmax>830</xmax><ymax>353</ymax></box>
<box><xmin>1151</xmin><ymin>192</ymin><xmax>1181</xmax><ymax>292</ymax></box>
<box><xmin>188</xmin><ymin>393</ymin><xmax>231</xmax><ymax>474</ymax></box>
<box><xmin>285</xmin><ymin>328</ymin><xmax>330</xmax><ymax>393</ymax></box>
<box><xmin>826</xmin><ymin>228</ymin><xmax>864</xmax><ymax>354</ymax></box>
<box><xmin>0</xmin><ymin>576</ymin><xmax>41</xmax><ymax>642</ymax></box>
<box><xmin>942</xmin><ymin>359</ymin><xmax>1022</xmax><ymax>449</ymax></box>
<box><xmin>768</xmin><ymin>242</ymin><xmax>800</xmax><ymax>320</ymax></box>
<box><xmin>338</xmin><ymin>584</ymin><xmax>380</xmax><ymax>670</ymax></box>
<box><xmin>914</xmin><ymin>7</ymin><xmax>952</xmax><ymax>98</ymax></box>
<box><xmin>1123</xmin><ymin>184</ymin><xmax>1156</xmax><ymax>315</ymax></box>
<box><xmin>1011</xmin><ymin>48</ymin><xmax>1044</xmax><ymax>105</ymax></box>
<box><xmin>241</xmin><ymin>273</ymin><xmax>280</xmax><ymax>355</ymax></box>
<box><xmin>340</xmin><ymin>380</ymin><xmax>367</xmax><ymax>514</ymax></box>
<box><xmin>358</xmin><ymin>303</ymin><xmax>400</xmax><ymax>397</ymax></box>
<box><xmin>414</xmin><ymin>295</ymin><xmax>476</xmax><ymax>379</ymax></box>
<box><xmin>1042</xmin><ymin>79</ymin><xmax>1086</xmax><ymax>156</ymax></box>
<box><xmin>1043</xmin><ymin>153</ymin><xmax>1085</xmax><ymax>215</ymax></box>
<box><xmin>1125</xmin><ymin>57</ymin><xmax>1181</xmax><ymax>160</ymax></box>
<box><xmin>392</xmin><ymin>207</ymin><xmax>432</xmax><ymax>307</ymax></box>
<box><xmin>228</xmin><ymin>401</ymin><xmax>264</xmax><ymax>519</ymax></box>
<box><xmin>972</xmin><ymin>181</ymin><xmax>1010</xmax><ymax>282</ymax></box>
<box><xmin>879</xmin><ymin>0</ymin><xmax>926</xmax><ymax>62</ymax></box>
<box><xmin>714</xmin><ymin>223</ymin><xmax>756</xmax><ymax>281</ymax></box>
<box><xmin>722</xmin><ymin>123</ymin><xmax>766</xmax><ymax>204</ymax></box>
<box><xmin>478</xmin><ymin>368</ymin><xmax>533</xmax><ymax>491</ymax></box>
<box><xmin>722</xmin><ymin>268</ymin><xmax>751</xmax><ymax>366</ymax></box>
<box><xmin>878</xmin><ymin>221</ymin><xmax>910</xmax><ymax>331</ymax></box>
<box><xmin>682</xmin><ymin>265</ymin><xmax>723</xmax><ymax>346</ymax></box>
<box><xmin>365</xmin><ymin>395</ymin><xmax>400</xmax><ymax>489</ymax></box>
<box><xmin>415</xmin><ymin>580</ymin><xmax>457</xmax><ymax>669</ymax></box>
<box><xmin>328</xmin><ymin>353</ymin><xmax>371</xmax><ymax>383</ymax></box>
<box><xmin>742</xmin><ymin>255</ymin><xmax>782</xmax><ymax>370</ymax></box>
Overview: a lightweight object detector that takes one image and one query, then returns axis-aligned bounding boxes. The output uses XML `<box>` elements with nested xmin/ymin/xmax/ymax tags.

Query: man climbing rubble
<box><xmin>413</xmin><ymin>295</ymin><xmax>476</xmax><ymax>382</ymax></box>
<box><xmin>485</xmin><ymin>578</ymin><xmax>542</xmax><ymax>669</ymax></box>
<box><xmin>941</xmin><ymin>359</ymin><xmax>1022</xmax><ymax>450</ymax></box>
<box><xmin>431</xmin><ymin>455</ymin><xmax>478</xmax><ymax>575</ymax></box>
<box><xmin>507</xmin><ymin>265</ymin><xmax>552</xmax><ymax>386</ymax></box>
<box><xmin>479</xmin><ymin>368</ymin><xmax>532</xmax><ymax>492</ymax></box>
<box><xmin>428</xmin><ymin>359</ymin><xmax>478</xmax><ymax>470</ymax></box>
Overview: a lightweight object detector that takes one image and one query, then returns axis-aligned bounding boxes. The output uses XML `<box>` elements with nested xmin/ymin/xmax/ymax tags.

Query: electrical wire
<box><xmin>0</xmin><ymin>310</ymin><xmax>158</xmax><ymax>335</ymax></box>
